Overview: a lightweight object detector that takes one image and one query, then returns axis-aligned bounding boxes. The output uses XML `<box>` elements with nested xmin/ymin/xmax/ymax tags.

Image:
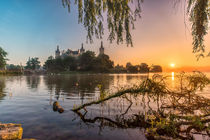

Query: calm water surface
<box><xmin>0</xmin><ymin>73</ymin><xmax>209</xmax><ymax>140</ymax></box>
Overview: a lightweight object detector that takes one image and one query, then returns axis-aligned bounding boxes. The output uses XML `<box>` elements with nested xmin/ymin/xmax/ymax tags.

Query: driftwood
<box><xmin>72</xmin><ymin>87</ymin><xmax>146</xmax><ymax>112</ymax></box>
<box><xmin>71</xmin><ymin>72</ymin><xmax>210</xmax><ymax>139</ymax></box>
<box><xmin>53</xmin><ymin>101</ymin><xmax>64</xmax><ymax>113</ymax></box>
<box><xmin>72</xmin><ymin>77</ymin><xmax>169</xmax><ymax>112</ymax></box>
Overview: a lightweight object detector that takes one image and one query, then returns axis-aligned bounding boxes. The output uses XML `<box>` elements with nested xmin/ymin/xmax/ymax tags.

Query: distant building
<box><xmin>55</xmin><ymin>42</ymin><xmax>105</xmax><ymax>59</ymax></box>
<box><xmin>55</xmin><ymin>46</ymin><xmax>60</xmax><ymax>59</ymax></box>
<box><xmin>99</xmin><ymin>41</ymin><xmax>105</xmax><ymax>55</ymax></box>
<box><xmin>55</xmin><ymin>44</ymin><xmax>85</xmax><ymax>59</ymax></box>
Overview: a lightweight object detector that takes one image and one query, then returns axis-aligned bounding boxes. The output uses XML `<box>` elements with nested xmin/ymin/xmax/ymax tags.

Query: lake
<box><xmin>0</xmin><ymin>73</ymin><xmax>209</xmax><ymax>140</ymax></box>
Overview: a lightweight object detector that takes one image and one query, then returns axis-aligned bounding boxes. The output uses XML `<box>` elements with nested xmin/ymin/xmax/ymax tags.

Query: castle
<box><xmin>55</xmin><ymin>41</ymin><xmax>105</xmax><ymax>59</ymax></box>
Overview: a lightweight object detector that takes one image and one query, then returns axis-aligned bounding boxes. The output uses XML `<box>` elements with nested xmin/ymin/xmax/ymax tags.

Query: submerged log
<box><xmin>53</xmin><ymin>101</ymin><xmax>64</xmax><ymax>113</ymax></box>
<box><xmin>0</xmin><ymin>123</ymin><xmax>23</xmax><ymax>140</ymax></box>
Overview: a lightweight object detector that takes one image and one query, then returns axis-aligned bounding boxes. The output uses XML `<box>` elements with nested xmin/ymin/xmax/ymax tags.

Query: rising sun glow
<box><xmin>170</xmin><ymin>63</ymin><xmax>175</xmax><ymax>68</ymax></box>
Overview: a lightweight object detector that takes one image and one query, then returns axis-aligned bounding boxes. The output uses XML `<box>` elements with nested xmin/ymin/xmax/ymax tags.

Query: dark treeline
<box><xmin>2</xmin><ymin>48</ymin><xmax>162</xmax><ymax>74</ymax></box>
<box><xmin>114</xmin><ymin>63</ymin><xmax>162</xmax><ymax>73</ymax></box>
<box><xmin>43</xmin><ymin>51</ymin><xmax>162</xmax><ymax>74</ymax></box>
<box><xmin>43</xmin><ymin>51</ymin><xmax>114</xmax><ymax>73</ymax></box>
<box><xmin>25</xmin><ymin>57</ymin><xmax>41</xmax><ymax>70</ymax></box>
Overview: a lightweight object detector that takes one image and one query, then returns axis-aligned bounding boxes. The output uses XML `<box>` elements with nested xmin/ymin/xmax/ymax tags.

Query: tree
<box><xmin>31</xmin><ymin>58</ymin><xmax>41</xmax><ymax>70</ymax></box>
<box><xmin>126</xmin><ymin>62</ymin><xmax>138</xmax><ymax>73</ymax></box>
<box><xmin>114</xmin><ymin>64</ymin><xmax>127</xmax><ymax>73</ymax></box>
<box><xmin>25</xmin><ymin>57</ymin><xmax>41</xmax><ymax>70</ymax></box>
<box><xmin>61</xmin><ymin>0</ymin><xmax>210</xmax><ymax>58</ymax></box>
<box><xmin>126</xmin><ymin>62</ymin><xmax>132</xmax><ymax>69</ymax></box>
<box><xmin>78</xmin><ymin>51</ymin><xmax>96</xmax><ymax>71</ymax></box>
<box><xmin>63</xmin><ymin>56</ymin><xmax>77</xmax><ymax>71</ymax></box>
<box><xmin>6</xmin><ymin>64</ymin><xmax>21</xmax><ymax>70</ymax></box>
<box><xmin>0</xmin><ymin>47</ymin><xmax>8</xmax><ymax>69</ymax></box>
<box><xmin>44</xmin><ymin>56</ymin><xmax>77</xmax><ymax>72</ymax></box>
<box><xmin>93</xmin><ymin>54</ymin><xmax>114</xmax><ymax>72</ymax></box>
<box><xmin>43</xmin><ymin>56</ymin><xmax>55</xmax><ymax>71</ymax></box>
<box><xmin>186</xmin><ymin>0</ymin><xmax>209</xmax><ymax>59</ymax></box>
<box><xmin>62</xmin><ymin>0</ymin><xmax>142</xmax><ymax>46</ymax></box>
<box><xmin>139</xmin><ymin>63</ymin><xmax>149</xmax><ymax>73</ymax></box>
<box><xmin>53</xmin><ymin>58</ymin><xmax>65</xmax><ymax>72</ymax></box>
<box><xmin>150</xmin><ymin>65</ymin><xmax>162</xmax><ymax>73</ymax></box>
<box><xmin>44</xmin><ymin>52</ymin><xmax>114</xmax><ymax>73</ymax></box>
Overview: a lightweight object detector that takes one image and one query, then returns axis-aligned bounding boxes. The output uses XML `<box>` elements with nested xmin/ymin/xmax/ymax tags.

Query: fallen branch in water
<box><xmin>72</xmin><ymin>77</ymin><xmax>169</xmax><ymax>112</ymax></box>
<box><xmin>72</xmin><ymin>72</ymin><xmax>210</xmax><ymax>139</ymax></box>
<box><xmin>72</xmin><ymin>86</ymin><xmax>145</xmax><ymax>112</ymax></box>
<box><xmin>72</xmin><ymin>72</ymin><xmax>210</xmax><ymax>113</ymax></box>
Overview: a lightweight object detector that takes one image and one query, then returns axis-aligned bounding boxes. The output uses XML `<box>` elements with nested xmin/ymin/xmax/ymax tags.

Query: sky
<box><xmin>0</xmin><ymin>0</ymin><xmax>210</xmax><ymax>71</ymax></box>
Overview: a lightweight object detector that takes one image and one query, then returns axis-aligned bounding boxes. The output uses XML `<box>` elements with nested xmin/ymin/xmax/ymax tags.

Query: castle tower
<box><xmin>99</xmin><ymin>41</ymin><xmax>104</xmax><ymax>55</ymax></box>
<box><xmin>80</xmin><ymin>43</ymin><xmax>85</xmax><ymax>54</ymax></box>
<box><xmin>55</xmin><ymin>45</ymin><xmax>60</xmax><ymax>59</ymax></box>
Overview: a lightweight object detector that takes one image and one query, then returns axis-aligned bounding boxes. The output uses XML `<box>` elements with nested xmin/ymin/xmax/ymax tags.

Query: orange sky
<box><xmin>1</xmin><ymin>0</ymin><xmax>210</xmax><ymax>71</ymax></box>
<box><xmin>102</xmin><ymin>0</ymin><xmax>210</xmax><ymax>71</ymax></box>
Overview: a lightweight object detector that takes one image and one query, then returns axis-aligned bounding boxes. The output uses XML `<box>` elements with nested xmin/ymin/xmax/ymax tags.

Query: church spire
<box><xmin>57</xmin><ymin>45</ymin><xmax>60</xmax><ymax>51</ymax></box>
<box><xmin>55</xmin><ymin>45</ymin><xmax>60</xmax><ymax>59</ymax></box>
<box><xmin>99</xmin><ymin>41</ymin><xmax>104</xmax><ymax>55</ymax></box>
<box><xmin>81</xmin><ymin>43</ymin><xmax>84</xmax><ymax>49</ymax></box>
<box><xmin>101</xmin><ymin>41</ymin><xmax>103</xmax><ymax>48</ymax></box>
<box><xmin>80</xmin><ymin>43</ymin><xmax>85</xmax><ymax>54</ymax></box>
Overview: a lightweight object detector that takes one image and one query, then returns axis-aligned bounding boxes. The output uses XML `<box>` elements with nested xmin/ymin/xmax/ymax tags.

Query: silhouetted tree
<box><xmin>62</xmin><ymin>0</ymin><xmax>142</xmax><ymax>46</ymax></box>
<box><xmin>126</xmin><ymin>62</ymin><xmax>132</xmax><ymax>69</ymax></box>
<box><xmin>114</xmin><ymin>64</ymin><xmax>127</xmax><ymax>73</ymax></box>
<box><xmin>186</xmin><ymin>0</ymin><xmax>209</xmax><ymax>59</ymax></box>
<box><xmin>0</xmin><ymin>47</ymin><xmax>8</xmax><ymax>69</ymax></box>
<box><xmin>54</xmin><ymin>58</ymin><xmax>65</xmax><ymax>72</ymax></box>
<box><xmin>6</xmin><ymin>64</ymin><xmax>21</xmax><ymax>70</ymax></box>
<box><xmin>93</xmin><ymin>54</ymin><xmax>114</xmax><ymax>72</ymax></box>
<box><xmin>63</xmin><ymin>56</ymin><xmax>77</xmax><ymax>71</ymax></box>
<box><xmin>43</xmin><ymin>56</ymin><xmax>55</xmax><ymax>72</ymax></box>
<box><xmin>125</xmin><ymin>62</ymin><xmax>138</xmax><ymax>73</ymax></box>
<box><xmin>61</xmin><ymin>0</ymin><xmax>210</xmax><ymax>58</ymax></box>
<box><xmin>78</xmin><ymin>51</ymin><xmax>96</xmax><ymax>71</ymax></box>
<box><xmin>25</xmin><ymin>57</ymin><xmax>41</xmax><ymax>70</ymax></box>
<box><xmin>139</xmin><ymin>63</ymin><xmax>149</xmax><ymax>73</ymax></box>
<box><xmin>150</xmin><ymin>65</ymin><xmax>162</xmax><ymax>73</ymax></box>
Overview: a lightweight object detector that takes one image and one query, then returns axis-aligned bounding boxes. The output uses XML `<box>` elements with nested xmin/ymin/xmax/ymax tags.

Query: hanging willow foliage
<box><xmin>62</xmin><ymin>0</ymin><xmax>143</xmax><ymax>46</ymax></box>
<box><xmin>62</xmin><ymin>0</ymin><xmax>210</xmax><ymax>58</ymax></box>
<box><xmin>187</xmin><ymin>0</ymin><xmax>210</xmax><ymax>59</ymax></box>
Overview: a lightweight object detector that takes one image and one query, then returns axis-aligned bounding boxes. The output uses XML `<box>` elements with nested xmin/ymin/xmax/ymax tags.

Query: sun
<box><xmin>170</xmin><ymin>63</ymin><xmax>175</xmax><ymax>68</ymax></box>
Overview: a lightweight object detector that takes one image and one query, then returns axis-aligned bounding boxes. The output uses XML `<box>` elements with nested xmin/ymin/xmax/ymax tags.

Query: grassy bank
<box><xmin>48</xmin><ymin>70</ymin><xmax>159</xmax><ymax>75</ymax></box>
<box><xmin>0</xmin><ymin>70</ymin><xmax>23</xmax><ymax>75</ymax></box>
<box><xmin>59</xmin><ymin>71</ymin><xmax>97</xmax><ymax>75</ymax></box>
<box><xmin>46</xmin><ymin>71</ymin><xmax>109</xmax><ymax>75</ymax></box>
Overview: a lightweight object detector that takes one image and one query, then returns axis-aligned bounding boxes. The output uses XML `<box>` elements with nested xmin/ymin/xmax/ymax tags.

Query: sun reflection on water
<box><xmin>172</xmin><ymin>72</ymin><xmax>175</xmax><ymax>81</ymax></box>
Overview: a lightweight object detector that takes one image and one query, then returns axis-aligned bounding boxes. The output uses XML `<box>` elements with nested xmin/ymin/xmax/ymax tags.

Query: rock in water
<box><xmin>0</xmin><ymin>123</ymin><xmax>23</xmax><ymax>140</ymax></box>
<box><xmin>58</xmin><ymin>107</ymin><xmax>64</xmax><ymax>113</ymax></box>
<box><xmin>53</xmin><ymin>101</ymin><xmax>59</xmax><ymax>111</ymax></box>
<box><xmin>53</xmin><ymin>101</ymin><xmax>64</xmax><ymax>113</ymax></box>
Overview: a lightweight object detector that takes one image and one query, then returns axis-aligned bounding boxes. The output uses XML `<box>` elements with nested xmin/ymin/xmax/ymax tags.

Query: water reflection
<box><xmin>43</xmin><ymin>74</ymin><xmax>149</xmax><ymax>102</ymax></box>
<box><xmin>26</xmin><ymin>76</ymin><xmax>41</xmax><ymax>90</ymax></box>
<box><xmin>0</xmin><ymin>77</ymin><xmax>6</xmax><ymax>100</ymax></box>
<box><xmin>43</xmin><ymin>74</ymin><xmax>114</xmax><ymax>101</ymax></box>
<box><xmin>73</xmin><ymin>73</ymin><xmax>210</xmax><ymax>139</ymax></box>
<box><xmin>171</xmin><ymin>72</ymin><xmax>175</xmax><ymax>81</ymax></box>
<box><xmin>0</xmin><ymin>73</ymin><xmax>208</xmax><ymax>140</ymax></box>
<box><xmin>74</xmin><ymin>89</ymin><xmax>210</xmax><ymax>139</ymax></box>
